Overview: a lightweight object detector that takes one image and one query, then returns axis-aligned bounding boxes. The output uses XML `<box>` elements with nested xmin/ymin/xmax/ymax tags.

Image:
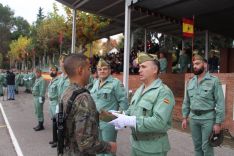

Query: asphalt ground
<box><xmin>0</xmin><ymin>86</ymin><xmax>234</xmax><ymax>156</ymax></box>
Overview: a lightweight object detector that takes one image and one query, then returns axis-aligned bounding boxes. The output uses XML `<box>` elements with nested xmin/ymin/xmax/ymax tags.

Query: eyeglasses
<box><xmin>97</xmin><ymin>67</ymin><xmax>109</xmax><ymax>71</ymax></box>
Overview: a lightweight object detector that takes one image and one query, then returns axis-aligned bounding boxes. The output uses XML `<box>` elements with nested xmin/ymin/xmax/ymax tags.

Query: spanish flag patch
<box><xmin>164</xmin><ymin>98</ymin><xmax>170</xmax><ymax>104</ymax></box>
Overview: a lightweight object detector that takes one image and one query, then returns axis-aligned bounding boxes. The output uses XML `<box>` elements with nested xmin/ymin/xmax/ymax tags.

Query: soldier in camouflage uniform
<box><xmin>109</xmin><ymin>52</ymin><xmax>175</xmax><ymax>156</ymax></box>
<box><xmin>182</xmin><ymin>55</ymin><xmax>225</xmax><ymax>156</ymax></box>
<box><xmin>32</xmin><ymin>68</ymin><xmax>46</xmax><ymax>131</ymax></box>
<box><xmin>90</xmin><ymin>58</ymin><xmax>128</xmax><ymax>156</ymax></box>
<box><xmin>60</xmin><ymin>53</ymin><xmax>116</xmax><ymax>155</ymax></box>
<box><xmin>47</xmin><ymin>65</ymin><xmax>60</xmax><ymax>147</ymax></box>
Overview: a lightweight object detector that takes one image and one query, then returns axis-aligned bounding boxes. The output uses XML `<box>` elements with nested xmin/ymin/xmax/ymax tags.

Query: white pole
<box><xmin>205</xmin><ymin>30</ymin><xmax>209</xmax><ymax>60</ymax></box>
<box><xmin>123</xmin><ymin>0</ymin><xmax>131</xmax><ymax>93</ymax></box>
<box><xmin>71</xmin><ymin>9</ymin><xmax>77</xmax><ymax>54</ymax></box>
<box><xmin>144</xmin><ymin>28</ymin><xmax>147</xmax><ymax>52</ymax></box>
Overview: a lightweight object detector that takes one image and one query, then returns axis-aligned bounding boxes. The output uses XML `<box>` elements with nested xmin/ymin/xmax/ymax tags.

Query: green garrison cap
<box><xmin>192</xmin><ymin>54</ymin><xmax>205</xmax><ymax>62</ymax></box>
<box><xmin>50</xmin><ymin>65</ymin><xmax>58</xmax><ymax>71</ymax></box>
<box><xmin>97</xmin><ymin>58</ymin><xmax>109</xmax><ymax>67</ymax></box>
<box><xmin>137</xmin><ymin>52</ymin><xmax>158</xmax><ymax>64</ymax></box>
<box><xmin>35</xmin><ymin>68</ymin><xmax>42</xmax><ymax>72</ymax></box>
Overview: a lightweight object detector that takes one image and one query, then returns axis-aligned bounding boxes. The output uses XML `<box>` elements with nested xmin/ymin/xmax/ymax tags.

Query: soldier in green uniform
<box><xmin>158</xmin><ymin>52</ymin><xmax>167</xmax><ymax>73</ymax></box>
<box><xmin>0</xmin><ymin>69</ymin><xmax>4</xmax><ymax>96</ymax></box>
<box><xmin>48</xmin><ymin>65</ymin><xmax>60</xmax><ymax>148</ymax></box>
<box><xmin>182</xmin><ymin>54</ymin><xmax>225</xmax><ymax>156</ymax></box>
<box><xmin>32</xmin><ymin>68</ymin><xmax>46</xmax><ymax>131</ymax></box>
<box><xmin>61</xmin><ymin>53</ymin><xmax>116</xmax><ymax>155</ymax></box>
<box><xmin>15</xmin><ymin>70</ymin><xmax>21</xmax><ymax>94</ymax></box>
<box><xmin>23</xmin><ymin>71</ymin><xmax>30</xmax><ymax>93</ymax></box>
<box><xmin>109</xmin><ymin>52</ymin><xmax>175</xmax><ymax>156</ymax></box>
<box><xmin>28</xmin><ymin>69</ymin><xmax>36</xmax><ymax>93</ymax></box>
<box><xmin>178</xmin><ymin>49</ymin><xmax>189</xmax><ymax>73</ymax></box>
<box><xmin>90</xmin><ymin>58</ymin><xmax>128</xmax><ymax>156</ymax></box>
<box><xmin>57</xmin><ymin>53</ymin><xmax>70</xmax><ymax>99</ymax></box>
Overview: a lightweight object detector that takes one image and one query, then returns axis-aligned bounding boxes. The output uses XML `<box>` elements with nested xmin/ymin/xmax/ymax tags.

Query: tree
<box><xmin>64</xmin><ymin>7</ymin><xmax>110</xmax><ymax>52</ymax></box>
<box><xmin>9</xmin><ymin>36</ymin><xmax>32</xmax><ymax>69</ymax></box>
<box><xmin>11</xmin><ymin>16</ymin><xmax>30</xmax><ymax>40</ymax></box>
<box><xmin>0</xmin><ymin>3</ymin><xmax>14</xmax><ymax>57</ymax></box>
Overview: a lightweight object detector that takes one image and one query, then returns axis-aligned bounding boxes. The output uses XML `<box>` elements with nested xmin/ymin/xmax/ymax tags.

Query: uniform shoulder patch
<box><xmin>163</xmin><ymin>98</ymin><xmax>170</xmax><ymax>104</ymax></box>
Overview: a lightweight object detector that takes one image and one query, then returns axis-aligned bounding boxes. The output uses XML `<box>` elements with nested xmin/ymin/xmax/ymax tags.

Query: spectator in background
<box><xmin>208</xmin><ymin>51</ymin><xmax>219</xmax><ymax>73</ymax></box>
<box><xmin>178</xmin><ymin>49</ymin><xmax>189</xmax><ymax>73</ymax></box>
<box><xmin>159</xmin><ymin>52</ymin><xmax>168</xmax><ymax>73</ymax></box>
<box><xmin>6</xmin><ymin>70</ymin><xmax>15</xmax><ymax>100</ymax></box>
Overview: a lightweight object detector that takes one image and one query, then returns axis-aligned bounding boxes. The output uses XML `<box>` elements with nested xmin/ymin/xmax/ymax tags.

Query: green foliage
<box><xmin>0</xmin><ymin>3</ymin><xmax>14</xmax><ymax>55</ymax></box>
<box><xmin>11</xmin><ymin>16</ymin><xmax>30</xmax><ymax>40</ymax></box>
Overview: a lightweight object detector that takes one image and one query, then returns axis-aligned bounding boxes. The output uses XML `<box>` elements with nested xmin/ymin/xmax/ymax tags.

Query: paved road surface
<box><xmin>0</xmin><ymin>87</ymin><xmax>234</xmax><ymax>156</ymax></box>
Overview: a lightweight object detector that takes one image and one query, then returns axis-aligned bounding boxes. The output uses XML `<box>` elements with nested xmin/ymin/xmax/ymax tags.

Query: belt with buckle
<box><xmin>191</xmin><ymin>109</ymin><xmax>214</xmax><ymax>116</ymax></box>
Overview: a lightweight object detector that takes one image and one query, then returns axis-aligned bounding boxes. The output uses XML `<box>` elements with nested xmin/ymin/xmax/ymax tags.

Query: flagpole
<box><xmin>192</xmin><ymin>15</ymin><xmax>195</xmax><ymax>52</ymax></box>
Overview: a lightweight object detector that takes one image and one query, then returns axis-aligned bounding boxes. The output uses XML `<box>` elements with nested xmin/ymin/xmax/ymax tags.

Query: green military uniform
<box><xmin>48</xmin><ymin>76</ymin><xmax>60</xmax><ymax>118</ymax></box>
<box><xmin>15</xmin><ymin>72</ymin><xmax>21</xmax><ymax>93</ymax></box>
<box><xmin>86</xmin><ymin>74</ymin><xmax>97</xmax><ymax>91</ymax></box>
<box><xmin>23</xmin><ymin>73</ymin><xmax>30</xmax><ymax>92</ymax></box>
<box><xmin>126</xmin><ymin>79</ymin><xmax>175</xmax><ymax>156</ymax></box>
<box><xmin>57</xmin><ymin>73</ymin><xmax>70</xmax><ymax>99</ymax></box>
<box><xmin>159</xmin><ymin>58</ymin><xmax>167</xmax><ymax>73</ymax></box>
<box><xmin>28</xmin><ymin>72</ymin><xmax>36</xmax><ymax>91</ymax></box>
<box><xmin>182</xmin><ymin>72</ymin><xmax>225</xmax><ymax>156</ymax></box>
<box><xmin>32</xmin><ymin>75</ymin><xmax>46</xmax><ymax>123</ymax></box>
<box><xmin>90</xmin><ymin>59</ymin><xmax>128</xmax><ymax>156</ymax></box>
<box><xmin>0</xmin><ymin>73</ymin><xmax>5</xmax><ymax>96</ymax></box>
<box><xmin>178</xmin><ymin>53</ymin><xmax>189</xmax><ymax>73</ymax></box>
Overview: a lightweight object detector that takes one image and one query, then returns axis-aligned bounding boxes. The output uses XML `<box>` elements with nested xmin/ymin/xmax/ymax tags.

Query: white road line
<box><xmin>0</xmin><ymin>102</ymin><xmax>24</xmax><ymax>156</ymax></box>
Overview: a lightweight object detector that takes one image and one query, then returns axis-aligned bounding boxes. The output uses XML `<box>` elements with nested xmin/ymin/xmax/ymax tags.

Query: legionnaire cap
<box><xmin>209</xmin><ymin>130</ymin><xmax>224</xmax><ymax>147</ymax></box>
<box><xmin>192</xmin><ymin>54</ymin><xmax>205</xmax><ymax>62</ymax></box>
<box><xmin>50</xmin><ymin>65</ymin><xmax>58</xmax><ymax>71</ymax></box>
<box><xmin>35</xmin><ymin>68</ymin><xmax>42</xmax><ymax>72</ymax></box>
<box><xmin>137</xmin><ymin>52</ymin><xmax>158</xmax><ymax>64</ymax></box>
<box><xmin>97</xmin><ymin>58</ymin><xmax>109</xmax><ymax>67</ymax></box>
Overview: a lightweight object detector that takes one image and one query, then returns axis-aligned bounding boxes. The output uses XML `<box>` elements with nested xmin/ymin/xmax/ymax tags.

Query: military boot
<box><xmin>33</xmin><ymin>122</ymin><xmax>40</xmax><ymax>130</ymax></box>
<box><xmin>50</xmin><ymin>118</ymin><xmax>57</xmax><ymax>148</ymax></box>
<box><xmin>34</xmin><ymin>121</ymin><xmax>44</xmax><ymax>131</ymax></box>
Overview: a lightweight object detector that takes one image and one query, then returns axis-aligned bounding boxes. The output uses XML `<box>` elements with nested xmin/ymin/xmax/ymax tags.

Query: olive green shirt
<box><xmin>126</xmin><ymin>79</ymin><xmax>175</xmax><ymax>153</ymax></box>
<box><xmin>182</xmin><ymin>72</ymin><xmax>225</xmax><ymax>123</ymax></box>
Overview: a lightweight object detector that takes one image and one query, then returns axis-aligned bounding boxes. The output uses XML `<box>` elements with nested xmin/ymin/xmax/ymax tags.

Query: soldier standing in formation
<box><xmin>90</xmin><ymin>58</ymin><xmax>128</xmax><ymax>156</ymax></box>
<box><xmin>182</xmin><ymin>55</ymin><xmax>225</xmax><ymax>156</ymax></box>
<box><xmin>47</xmin><ymin>65</ymin><xmax>60</xmax><ymax>148</ymax></box>
<box><xmin>61</xmin><ymin>53</ymin><xmax>116</xmax><ymax>155</ymax></box>
<box><xmin>109</xmin><ymin>52</ymin><xmax>175</xmax><ymax>156</ymax></box>
<box><xmin>57</xmin><ymin>53</ymin><xmax>70</xmax><ymax>99</ymax></box>
<box><xmin>32</xmin><ymin>68</ymin><xmax>46</xmax><ymax>131</ymax></box>
<box><xmin>0</xmin><ymin>69</ymin><xmax>4</xmax><ymax>96</ymax></box>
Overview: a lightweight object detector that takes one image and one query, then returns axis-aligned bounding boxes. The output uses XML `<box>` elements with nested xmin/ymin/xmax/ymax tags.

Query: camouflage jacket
<box><xmin>61</xmin><ymin>83</ymin><xmax>111</xmax><ymax>156</ymax></box>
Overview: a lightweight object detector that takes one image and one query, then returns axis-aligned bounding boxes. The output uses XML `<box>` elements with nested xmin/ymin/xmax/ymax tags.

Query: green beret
<box><xmin>97</xmin><ymin>58</ymin><xmax>109</xmax><ymax>67</ymax></box>
<box><xmin>137</xmin><ymin>52</ymin><xmax>158</xmax><ymax>64</ymax></box>
<box><xmin>192</xmin><ymin>54</ymin><xmax>205</xmax><ymax>62</ymax></box>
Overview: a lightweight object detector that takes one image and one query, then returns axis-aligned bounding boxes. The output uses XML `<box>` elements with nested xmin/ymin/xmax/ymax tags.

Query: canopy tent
<box><xmin>56</xmin><ymin>0</ymin><xmax>234</xmax><ymax>38</ymax></box>
<box><xmin>55</xmin><ymin>0</ymin><xmax>234</xmax><ymax>91</ymax></box>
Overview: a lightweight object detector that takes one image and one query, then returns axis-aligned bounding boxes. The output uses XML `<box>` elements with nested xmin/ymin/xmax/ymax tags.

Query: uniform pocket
<box><xmin>138</xmin><ymin>100</ymin><xmax>153</xmax><ymax>116</ymax></box>
<box><xmin>187</xmin><ymin>85</ymin><xmax>195</xmax><ymax>98</ymax></box>
<box><xmin>200</xmin><ymin>85</ymin><xmax>213</xmax><ymax>98</ymax></box>
<box><xmin>100</xmin><ymin>89</ymin><xmax>112</xmax><ymax>101</ymax></box>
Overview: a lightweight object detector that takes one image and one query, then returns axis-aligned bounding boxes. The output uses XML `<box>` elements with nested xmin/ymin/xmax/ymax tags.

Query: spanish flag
<box><xmin>182</xmin><ymin>18</ymin><xmax>194</xmax><ymax>37</ymax></box>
